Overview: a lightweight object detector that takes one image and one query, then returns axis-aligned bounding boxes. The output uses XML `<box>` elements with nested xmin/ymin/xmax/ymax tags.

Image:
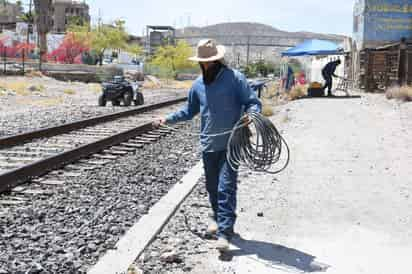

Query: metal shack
<box><xmin>352</xmin><ymin>0</ymin><xmax>412</xmax><ymax>91</ymax></box>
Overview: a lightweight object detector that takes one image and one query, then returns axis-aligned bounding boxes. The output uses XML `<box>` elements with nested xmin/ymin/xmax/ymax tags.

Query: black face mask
<box><xmin>200</xmin><ymin>61</ymin><xmax>224</xmax><ymax>85</ymax></box>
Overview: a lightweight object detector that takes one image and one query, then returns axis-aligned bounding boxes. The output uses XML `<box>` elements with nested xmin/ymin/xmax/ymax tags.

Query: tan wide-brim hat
<box><xmin>189</xmin><ymin>39</ymin><xmax>226</xmax><ymax>62</ymax></box>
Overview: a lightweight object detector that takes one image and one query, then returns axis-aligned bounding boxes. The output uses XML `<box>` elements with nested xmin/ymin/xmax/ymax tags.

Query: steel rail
<box><xmin>0</xmin><ymin>97</ymin><xmax>186</xmax><ymax>149</ymax></box>
<box><xmin>0</xmin><ymin>122</ymin><xmax>154</xmax><ymax>193</ymax></box>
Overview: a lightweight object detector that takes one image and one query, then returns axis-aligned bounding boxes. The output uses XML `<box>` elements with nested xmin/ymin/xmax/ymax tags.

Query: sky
<box><xmin>84</xmin><ymin>0</ymin><xmax>354</xmax><ymax>36</ymax></box>
<box><xmin>14</xmin><ymin>0</ymin><xmax>354</xmax><ymax>36</ymax></box>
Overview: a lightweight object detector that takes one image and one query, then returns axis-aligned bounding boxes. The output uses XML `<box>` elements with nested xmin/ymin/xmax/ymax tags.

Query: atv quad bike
<box><xmin>98</xmin><ymin>76</ymin><xmax>144</xmax><ymax>107</ymax></box>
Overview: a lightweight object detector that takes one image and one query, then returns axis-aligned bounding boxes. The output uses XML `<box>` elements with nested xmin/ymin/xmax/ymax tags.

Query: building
<box><xmin>353</xmin><ymin>0</ymin><xmax>412</xmax><ymax>51</ymax></box>
<box><xmin>0</xmin><ymin>1</ymin><xmax>23</xmax><ymax>32</ymax></box>
<box><xmin>352</xmin><ymin>0</ymin><xmax>412</xmax><ymax>91</ymax></box>
<box><xmin>51</xmin><ymin>0</ymin><xmax>90</xmax><ymax>33</ymax></box>
<box><xmin>146</xmin><ymin>26</ymin><xmax>176</xmax><ymax>54</ymax></box>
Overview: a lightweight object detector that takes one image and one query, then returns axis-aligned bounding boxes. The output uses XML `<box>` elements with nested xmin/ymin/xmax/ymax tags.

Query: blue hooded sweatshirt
<box><xmin>166</xmin><ymin>67</ymin><xmax>262</xmax><ymax>152</ymax></box>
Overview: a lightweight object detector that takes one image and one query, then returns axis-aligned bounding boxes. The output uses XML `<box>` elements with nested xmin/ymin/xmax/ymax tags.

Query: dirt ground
<box><xmin>0</xmin><ymin>75</ymin><xmax>187</xmax><ymax>136</ymax></box>
<box><xmin>0</xmin><ymin>75</ymin><xmax>187</xmax><ymax>113</ymax></box>
<box><xmin>167</xmin><ymin>93</ymin><xmax>412</xmax><ymax>274</ymax></box>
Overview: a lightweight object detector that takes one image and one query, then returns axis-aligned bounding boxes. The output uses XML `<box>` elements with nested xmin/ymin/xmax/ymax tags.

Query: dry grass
<box><xmin>261</xmin><ymin>99</ymin><xmax>276</xmax><ymax>117</ymax></box>
<box><xmin>63</xmin><ymin>88</ymin><xmax>76</xmax><ymax>95</ymax></box>
<box><xmin>142</xmin><ymin>80</ymin><xmax>161</xmax><ymax>90</ymax></box>
<box><xmin>143</xmin><ymin>77</ymin><xmax>193</xmax><ymax>90</ymax></box>
<box><xmin>0</xmin><ymin>81</ymin><xmax>30</xmax><ymax>96</ymax></box>
<box><xmin>289</xmin><ymin>85</ymin><xmax>308</xmax><ymax>100</ymax></box>
<box><xmin>88</xmin><ymin>83</ymin><xmax>102</xmax><ymax>93</ymax></box>
<box><xmin>166</xmin><ymin>80</ymin><xmax>193</xmax><ymax>90</ymax></box>
<box><xmin>25</xmin><ymin>70</ymin><xmax>44</xmax><ymax>78</ymax></box>
<box><xmin>263</xmin><ymin>81</ymin><xmax>280</xmax><ymax>99</ymax></box>
<box><xmin>281</xmin><ymin>114</ymin><xmax>291</xmax><ymax>123</ymax></box>
<box><xmin>33</xmin><ymin>97</ymin><xmax>64</xmax><ymax>107</ymax></box>
<box><xmin>386</xmin><ymin>86</ymin><xmax>412</xmax><ymax>102</ymax></box>
<box><xmin>28</xmin><ymin>84</ymin><xmax>45</xmax><ymax>93</ymax></box>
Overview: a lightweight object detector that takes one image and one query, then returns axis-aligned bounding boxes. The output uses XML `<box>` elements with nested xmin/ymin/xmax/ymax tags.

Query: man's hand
<box><xmin>241</xmin><ymin>114</ymin><xmax>251</xmax><ymax>125</ymax></box>
<box><xmin>153</xmin><ymin>117</ymin><xmax>167</xmax><ymax>128</ymax></box>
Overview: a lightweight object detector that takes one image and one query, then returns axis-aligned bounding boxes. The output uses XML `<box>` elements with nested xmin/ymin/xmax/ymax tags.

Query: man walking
<box><xmin>322</xmin><ymin>59</ymin><xmax>341</xmax><ymax>96</ymax></box>
<box><xmin>155</xmin><ymin>39</ymin><xmax>261</xmax><ymax>251</ymax></box>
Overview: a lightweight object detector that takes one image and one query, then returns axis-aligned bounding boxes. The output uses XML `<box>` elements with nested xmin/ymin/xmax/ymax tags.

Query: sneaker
<box><xmin>215</xmin><ymin>237</ymin><xmax>230</xmax><ymax>252</ymax></box>
<box><xmin>207</xmin><ymin>217</ymin><xmax>218</xmax><ymax>235</ymax></box>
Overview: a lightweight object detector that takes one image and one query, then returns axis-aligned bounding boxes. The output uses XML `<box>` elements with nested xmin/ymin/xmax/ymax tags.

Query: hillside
<box><xmin>176</xmin><ymin>22</ymin><xmax>347</xmax><ymax>42</ymax></box>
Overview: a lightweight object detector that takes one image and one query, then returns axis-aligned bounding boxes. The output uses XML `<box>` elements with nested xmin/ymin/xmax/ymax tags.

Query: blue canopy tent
<box><xmin>281</xmin><ymin>39</ymin><xmax>343</xmax><ymax>57</ymax></box>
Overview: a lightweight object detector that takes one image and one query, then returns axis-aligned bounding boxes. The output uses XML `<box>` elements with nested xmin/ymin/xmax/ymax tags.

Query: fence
<box><xmin>357</xmin><ymin>41</ymin><xmax>412</xmax><ymax>92</ymax></box>
<box><xmin>0</xmin><ymin>47</ymin><xmax>134</xmax><ymax>83</ymax></box>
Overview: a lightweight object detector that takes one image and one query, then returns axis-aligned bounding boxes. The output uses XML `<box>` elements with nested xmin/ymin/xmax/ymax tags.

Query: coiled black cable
<box><xmin>161</xmin><ymin>112</ymin><xmax>290</xmax><ymax>174</ymax></box>
<box><xmin>226</xmin><ymin>112</ymin><xmax>290</xmax><ymax>174</ymax></box>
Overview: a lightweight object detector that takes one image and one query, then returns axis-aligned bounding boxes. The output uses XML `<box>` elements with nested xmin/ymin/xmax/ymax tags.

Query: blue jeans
<box><xmin>202</xmin><ymin>151</ymin><xmax>238</xmax><ymax>239</ymax></box>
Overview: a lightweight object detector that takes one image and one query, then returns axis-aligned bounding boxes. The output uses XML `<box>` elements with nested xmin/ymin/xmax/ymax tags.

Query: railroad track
<box><xmin>0</xmin><ymin>97</ymin><xmax>186</xmax><ymax>197</ymax></box>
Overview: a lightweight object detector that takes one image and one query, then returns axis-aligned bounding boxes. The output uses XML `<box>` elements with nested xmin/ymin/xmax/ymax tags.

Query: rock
<box><xmin>30</xmin><ymin>234</ymin><xmax>42</xmax><ymax>241</ymax></box>
<box><xmin>28</xmin><ymin>85</ymin><xmax>41</xmax><ymax>92</ymax></box>
<box><xmin>87</xmin><ymin>243</ymin><xmax>97</xmax><ymax>252</ymax></box>
<box><xmin>160</xmin><ymin>251</ymin><xmax>182</xmax><ymax>263</ymax></box>
<box><xmin>27</xmin><ymin>262</ymin><xmax>44</xmax><ymax>274</ymax></box>
<box><xmin>73</xmin><ymin>260</ymin><xmax>82</xmax><ymax>270</ymax></box>
<box><xmin>169</xmin><ymin>238</ymin><xmax>185</xmax><ymax>246</ymax></box>
<box><xmin>110</xmin><ymin>226</ymin><xmax>120</xmax><ymax>234</ymax></box>
<box><xmin>127</xmin><ymin>264</ymin><xmax>144</xmax><ymax>274</ymax></box>
<box><xmin>64</xmin><ymin>252</ymin><xmax>75</xmax><ymax>260</ymax></box>
<box><xmin>257</xmin><ymin>212</ymin><xmax>264</xmax><ymax>217</ymax></box>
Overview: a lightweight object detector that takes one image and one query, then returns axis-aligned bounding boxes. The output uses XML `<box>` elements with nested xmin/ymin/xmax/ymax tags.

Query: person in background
<box><xmin>297</xmin><ymin>71</ymin><xmax>306</xmax><ymax>85</ymax></box>
<box><xmin>322</xmin><ymin>59</ymin><xmax>341</xmax><ymax>96</ymax></box>
<box><xmin>285</xmin><ymin>65</ymin><xmax>295</xmax><ymax>91</ymax></box>
<box><xmin>154</xmin><ymin>39</ymin><xmax>262</xmax><ymax>251</ymax></box>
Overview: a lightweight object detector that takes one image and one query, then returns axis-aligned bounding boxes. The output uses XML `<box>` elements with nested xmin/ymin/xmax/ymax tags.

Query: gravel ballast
<box><xmin>136</xmin><ymin>182</ymin><xmax>214</xmax><ymax>274</ymax></box>
<box><xmin>0</xmin><ymin>121</ymin><xmax>200</xmax><ymax>274</ymax></box>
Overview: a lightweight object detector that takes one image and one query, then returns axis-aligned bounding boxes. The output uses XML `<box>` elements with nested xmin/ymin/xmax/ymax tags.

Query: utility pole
<box><xmin>246</xmin><ymin>36</ymin><xmax>250</xmax><ymax>66</ymax></box>
<box><xmin>26</xmin><ymin>0</ymin><xmax>33</xmax><ymax>44</ymax></box>
<box><xmin>34</xmin><ymin>0</ymin><xmax>52</xmax><ymax>70</ymax></box>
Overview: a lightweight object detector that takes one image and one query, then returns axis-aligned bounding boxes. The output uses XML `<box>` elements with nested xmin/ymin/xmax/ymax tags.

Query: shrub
<box><xmin>289</xmin><ymin>85</ymin><xmax>308</xmax><ymax>100</ymax></box>
<box><xmin>63</xmin><ymin>89</ymin><xmax>76</xmax><ymax>95</ymax></box>
<box><xmin>88</xmin><ymin>83</ymin><xmax>101</xmax><ymax>93</ymax></box>
<box><xmin>0</xmin><ymin>81</ymin><xmax>29</xmax><ymax>96</ymax></box>
<box><xmin>386</xmin><ymin>86</ymin><xmax>412</xmax><ymax>102</ymax></box>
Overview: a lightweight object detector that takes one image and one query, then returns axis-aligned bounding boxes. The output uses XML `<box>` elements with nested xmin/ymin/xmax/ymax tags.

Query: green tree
<box><xmin>126</xmin><ymin>44</ymin><xmax>143</xmax><ymax>59</ymax></box>
<box><xmin>67</xmin><ymin>15</ymin><xmax>87</xmax><ymax>27</ymax></box>
<box><xmin>68</xmin><ymin>21</ymin><xmax>129</xmax><ymax>65</ymax></box>
<box><xmin>150</xmin><ymin>41</ymin><xmax>196</xmax><ymax>79</ymax></box>
<box><xmin>243</xmin><ymin>60</ymin><xmax>280</xmax><ymax>78</ymax></box>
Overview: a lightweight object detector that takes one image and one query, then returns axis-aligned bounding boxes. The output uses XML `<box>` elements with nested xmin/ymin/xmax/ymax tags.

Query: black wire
<box><xmin>162</xmin><ymin>113</ymin><xmax>290</xmax><ymax>174</ymax></box>
<box><xmin>226</xmin><ymin>112</ymin><xmax>290</xmax><ymax>174</ymax></box>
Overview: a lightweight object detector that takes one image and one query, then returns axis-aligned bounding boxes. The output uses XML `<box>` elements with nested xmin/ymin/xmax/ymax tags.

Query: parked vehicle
<box><xmin>98</xmin><ymin>76</ymin><xmax>144</xmax><ymax>107</ymax></box>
